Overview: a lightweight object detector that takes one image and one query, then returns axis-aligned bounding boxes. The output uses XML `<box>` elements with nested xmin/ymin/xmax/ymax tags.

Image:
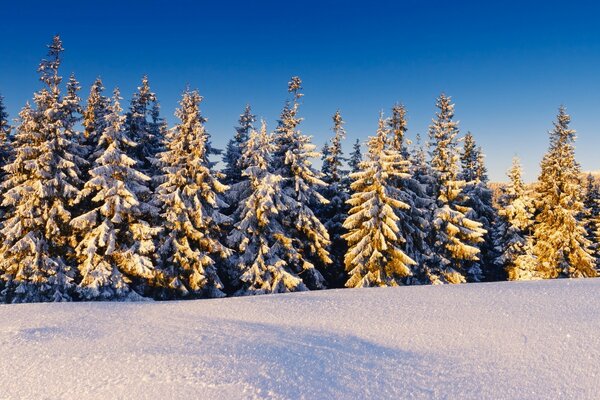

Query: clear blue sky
<box><xmin>1</xmin><ymin>0</ymin><xmax>599</xmax><ymax>182</ymax></box>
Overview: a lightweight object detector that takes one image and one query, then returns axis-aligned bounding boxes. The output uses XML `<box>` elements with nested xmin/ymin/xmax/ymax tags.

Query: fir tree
<box><xmin>582</xmin><ymin>174</ymin><xmax>600</xmax><ymax>265</ymax></box>
<box><xmin>70</xmin><ymin>89</ymin><xmax>159</xmax><ymax>300</ymax></box>
<box><xmin>348</xmin><ymin>139</ymin><xmax>362</xmax><ymax>174</ymax></box>
<box><xmin>270</xmin><ymin>76</ymin><xmax>331</xmax><ymax>289</ymax></box>
<box><xmin>386</xmin><ymin>104</ymin><xmax>432</xmax><ymax>284</ymax></box>
<box><xmin>82</xmin><ymin>78</ymin><xmax>110</xmax><ymax>159</ymax></box>
<box><xmin>154</xmin><ymin>89</ymin><xmax>231</xmax><ymax>299</ymax></box>
<box><xmin>494</xmin><ymin>158</ymin><xmax>538</xmax><ymax>280</ymax></box>
<box><xmin>318</xmin><ymin>110</ymin><xmax>349</xmax><ymax>287</ymax></box>
<box><xmin>228</xmin><ymin>121</ymin><xmax>309</xmax><ymax>294</ymax></box>
<box><xmin>223</xmin><ymin>105</ymin><xmax>256</xmax><ymax>185</ymax></box>
<box><xmin>0</xmin><ymin>36</ymin><xmax>84</xmax><ymax>302</ymax></box>
<box><xmin>459</xmin><ymin>133</ymin><xmax>500</xmax><ymax>280</ymax></box>
<box><xmin>427</xmin><ymin>94</ymin><xmax>486</xmax><ymax>284</ymax></box>
<box><xmin>0</xmin><ymin>94</ymin><xmax>12</xmax><ymax>166</ymax></box>
<box><xmin>343</xmin><ymin>115</ymin><xmax>416</xmax><ymax>287</ymax></box>
<box><xmin>533</xmin><ymin>107</ymin><xmax>597</xmax><ymax>278</ymax></box>
<box><xmin>125</xmin><ymin>75</ymin><xmax>161</xmax><ymax>174</ymax></box>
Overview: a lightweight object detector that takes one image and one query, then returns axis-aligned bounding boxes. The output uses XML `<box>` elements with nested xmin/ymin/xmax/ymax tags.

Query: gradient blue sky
<box><xmin>1</xmin><ymin>0</ymin><xmax>599</xmax><ymax>182</ymax></box>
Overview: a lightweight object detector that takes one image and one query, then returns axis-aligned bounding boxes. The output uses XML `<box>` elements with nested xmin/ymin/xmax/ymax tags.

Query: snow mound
<box><xmin>1</xmin><ymin>279</ymin><xmax>599</xmax><ymax>399</ymax></box>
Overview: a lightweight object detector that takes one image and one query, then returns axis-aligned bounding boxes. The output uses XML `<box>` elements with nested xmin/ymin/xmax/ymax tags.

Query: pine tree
<box><xmin>125</xmin><ymin>75</ymin><xmax>161</xmax><ymax>174</ymax></box>
<box><xmin>270</xmin><ymin>77</ymin><xmax>331</xmax><ymax>289</ymax></box>
<box><xmin>388</xmin><ymin>103</ymin><xmax>410</xmax><ymax>158</ymax></box>
<box><xmin>459</xmin><ymin>133</ymin><xmax>500</xmax><ymax>280</ymax></box>
<box><xmin>408</xmin><ymin>134</ymin><xmax>436</xmax><ymax>282</ymax></box>
<box><xmin>318</xmin><ymin>110</ymin><xmax>349</xmax><ymax>287</ymax></box>
<box><xmin>154</xmin><ymin>89</ymin><xmax>231</xmax><ymax>299</ymax></box>
<box><xmin>70</xmin><ymin>89</ymin><xmax>159</xmax><ymax>300</ymax></box>
<box><xmin>533</xmin><ymin>107</ymin><xmax>597</xmax><ymax>278</ymax></box>
<box><xmin>348</xmin><ymin>139</ymin><xmax>362</xmax><ymax>174</ymax></box>
<box><xmin>223</xmin><ymin>105</ymin><xmax>256</xmax><ymax>185</ymax></box>
<box><xmin>82</xmin><ymin>78</ymin><xmax>111</xmax><ymax>159</ymax></box>
<box><xmin>343</xmin><ymin>115</ymin><xmax>416</xmax><ymax>287</ymax></box>
<box><xmin>582</xmin><ymin>174</ymin><xmax>600</xmax><ymax>265</ymax></box>
<box><xmin>0</xmin><ymin>94</ymin><xmax>11</xmax><ymax>166</ymax></box>
<box><xmin>427</xmin><ymin>94</ymin><xmax>486</xmax><ymax>284</ymax></box>
<box><xmin>494</xmin><ymin>158</ymin><xmax>538</xmax><ymax>280</ymax></box>
<box><xmin>386</xmin><ymin>104</ymin><xmax>432</xmax><ymax>284</ymax></box>
<box><xmin>0</xmin><ymin>36</ymin><xmax>85</xmax><ymax>302</ymax></box>
<box><xmin>228</xmin><ymin>121</ymin><xmax>310</xmax><ymax>294</ymax></box>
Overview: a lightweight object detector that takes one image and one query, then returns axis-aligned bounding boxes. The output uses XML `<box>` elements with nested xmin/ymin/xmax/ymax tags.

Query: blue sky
<box><xmin>1</xmin><ymin>0</ymin><xmax>599</xmax><ymax>181</ymax></box>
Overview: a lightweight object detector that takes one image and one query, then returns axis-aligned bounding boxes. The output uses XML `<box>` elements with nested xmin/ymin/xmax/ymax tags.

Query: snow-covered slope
<box><xmin>1</xmin><ymin>279</ymin><xmax>599</xmax><ymax>399</ymax></box>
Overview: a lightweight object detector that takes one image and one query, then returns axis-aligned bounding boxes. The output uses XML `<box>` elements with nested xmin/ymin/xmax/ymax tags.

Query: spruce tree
<box><xmin>125</xmin><ymin>75</ymin><xmax>161</xmax><ymax>174</ymax></box>
<box><xmin>270</xmin><ymin>77</ymin><xmax>331</xmax><ymax>289</ymax></box>
<box><xmin>70</xmin><ymin>89</ymin><xmax>159</xmax><ymax>300</ymax></box>
<box><xmin>459</xmin><ymin>133</ymin><xmax>500</xmax><ymax>280</ymax></box>
<box><xmin>582</xmin><ymin>174</ymin><xmax>600</xmax><ymax>265</ymax></box>
<box><xmin>494</xmin><ymin>158</ymin><xmax>538</xmax><ymax>280</ymax></box>
<box><xmin>533</xmin><ymin>107</ymin><xmax>597</xmax><ymax>278</ymax></box>
<box><xmin>154</xmin><ymin>89</ymin><xmax>230</xmax><ymax>299</ymax></box>
<box><xmin>348</xmin><ymin>139</ymin><xmax>362</xmax><ymax>174</ymax></box>
<box><xmin>228</xmin><ymin>121</ymin><xmax>309</xmax><ymax>294</ymax></box>
<box><xmin>223</xmin><ymin>105</ymin><xmax>256</xmax><ymax>185</ymax></box>
<box><xmin>343</xmin><ymin>115</ymin><xmax>416</xmax><ymax>287</ymax></box>
<box><xmin>386</xmin><ymin>104</ymin><xmax>432</xmax><ymax>284</ymax></box>
<box><xmin>82</xmin><ymin>78</ymin><xmax>110</xmax><ymax>159</ymax></box>
<box><xmin>0</xmin><ymin>94</ymin><xmax>11</xmax><ymax>165</ymax></box>
<box><xmin>318</xmin><ymin>110</ymin><xmax>349</xmax><ymax>287</ymax></box>
<box><xmin>427</xmin><ymin>94</ymin><xmax>486</xmax><ymax>284</ymax></box>
<box><xmin>0</xmin><ymin>36</ymin><xmax>84</xmax><ymax>302</ymax></box>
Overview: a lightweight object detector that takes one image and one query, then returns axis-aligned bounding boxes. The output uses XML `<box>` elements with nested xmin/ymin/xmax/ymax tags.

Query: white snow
<box><xmin>1</xmin><ymin>279</ymin><xmax>599</xmax><ymax>399</ymax></box>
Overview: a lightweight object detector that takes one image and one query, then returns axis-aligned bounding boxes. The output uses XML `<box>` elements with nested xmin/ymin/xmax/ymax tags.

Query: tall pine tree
<box><xmin>154</xmin><ymin>89</ymin><xmax>231</xmax><ymax>299</ymax></box>
<box><xmin>582</xmin><ymin>173</ymin><xmax>600</xmax><ymax>266</ymax></box>
<box><xmin>0</xmin><ymin>36</ymin><xmax>85</xmax><ymax>302</ymax></box>
<box><xmin>427</xmin><ymin>94</ymin><xmax>486</xmax><ymax>284</ymax></box>
<box><xmin>318</xmin><ymin>110</ymin><xmax>349</xmax><ymax>287</ymax></box>
<box><xmin>386</xmin><ymin>104</ymin><xmax>433</xmax><ymax>284</ymax></box>
<box><xmin>271</xmin><ymin>77</ymin><xmax>331</xmax><ymax>289</ymax></box>
<box><xmin>459</xmin><ymin>132</ymin><xmax>500</xmax><ymax>280</ymax></box>
<box><xmin>223</xmin><ymin>105</ymin><xmax>256</xmax><ymax>185</ymax></box>
<box><xmin>70</xmin><ymin>89</ymin><xmax>159</xmax><ymax>300</ymax></box>
<box><xmin>228</xmin><ymin>121</ymin><xmax>310</xmax><ymax>294</ymax></box>
<box><xmin>533</xmin><ymin>107</ymin><xmax>597</xmax><ymax>278</ymax></box>
<box><xmin>494</xmin><ymin>158</ymin><xmax>538</xmax><ymax>280</ymax></box>
<box><xmin>343</xmin><ymin>115</ymin><xmax>416</xmax><ymax>287</ymax></box>
<box><xmin>125</xmin><ymin>75</ymin><xmax>162</xmax><ymax>175</ymax></box>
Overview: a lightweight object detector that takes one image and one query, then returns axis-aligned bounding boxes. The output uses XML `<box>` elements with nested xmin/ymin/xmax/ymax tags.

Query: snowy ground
<box><xmin>1</xmin><ymin>279</ymin><xmax>599</xmax><ymax>400</ymax></box>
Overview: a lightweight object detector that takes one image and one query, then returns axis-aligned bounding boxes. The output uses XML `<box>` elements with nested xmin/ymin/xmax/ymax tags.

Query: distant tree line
<box><xmin>0</xmin><ymin>36</ymin><xmax>596</xmax><ymax>303</ymax></box>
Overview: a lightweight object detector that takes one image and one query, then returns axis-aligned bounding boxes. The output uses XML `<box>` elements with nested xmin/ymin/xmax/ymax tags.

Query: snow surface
<box><xmin>1</xmin><ymin>279</ymin><xmax>599</xmax><ymax>399</ymax></box>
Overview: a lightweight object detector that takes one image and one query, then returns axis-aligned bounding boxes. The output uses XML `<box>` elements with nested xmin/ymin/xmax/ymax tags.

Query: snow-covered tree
<box><xmin>388</xmin><ymin>103</ymin><xmax>410</xmax><ymax>158</ymax></box>
<box><xmin>125</xmin><ymin>75</ymin><xmax>162</xmax><ymax>174</ymax></box>
<box><xmin>0</xmin><ymin>94</ymin><xmax>12</xmax><ymax>166</ymax></box>
<box><xmin>343</xmin><ymin>115</ymin><xmax>416</xmax><ymax>287</ymax></box>
<box><xmin>348</xmin><ymin>139</ymin><xmax>362</xmax><ymax>174</ymax></box>
<box><xmin>154</xmin><ymin>89</ymin><xmax>231</xmax><ymax>299</ymax></box>
<box><xmin>494</xmin><ymin>158</ymin><xmax>538</xmax><ymax>280</ymax></box>
<box><xmin>385</xmin><ymin>104</ymin><xmax>433</xmax><ymax>284</ymax></box>
<box><xmin>0</xmin><ymin>36</ymin><xmax>85</xmax><ymax>302</ymax></box>
<box><xmin>427</xmin><ymin>94</ymin><xmax>486</xmax><ymax>284</ymax></box>
<box><xmin>82</xmin><ymin>78</ymin><xmax>110</xmax><ymax>158</ymax></box>
<box><xmin>582</xmin><ymin>173</ymin><xmax>600</xmax><ymax>265</ymax></box>
<box><xmin>459</xmin><ymin>133</ymin><xmax>500</xmax><ymax>280</ymax></box>
<box><xmin>533</xmin><ymin>107</ymin><xmax>597</xmax><ymax>278</ymax></box>
<box><xmin>318</xmin><ymin>110</ymin><xmax>349</xmax><ymax>287</ymax></box>
<box><xmin>223</xmin><ymin>105</ymin><xmax>256</xmax><ymax>185</ymax></box>
<box><xmin>228</xmin><ymin>121</ymin><xmax>311</xmax><ymax>294</ymax></box>
<box><xmin>70</xmin><ymin>89</ymin><xmax>159</xmax><ymax>300</ymax></box>
<box><xmin>270</xmin><ymin>77</ymin><xmax>331</xmax><ymax>289</ymax></box>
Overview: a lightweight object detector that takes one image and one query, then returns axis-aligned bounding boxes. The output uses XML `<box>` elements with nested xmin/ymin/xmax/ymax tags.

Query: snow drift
<box><xmin>1</xmin><ymin>279</ymin><xmax>599</xmax><ymax>399</ymax></box>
